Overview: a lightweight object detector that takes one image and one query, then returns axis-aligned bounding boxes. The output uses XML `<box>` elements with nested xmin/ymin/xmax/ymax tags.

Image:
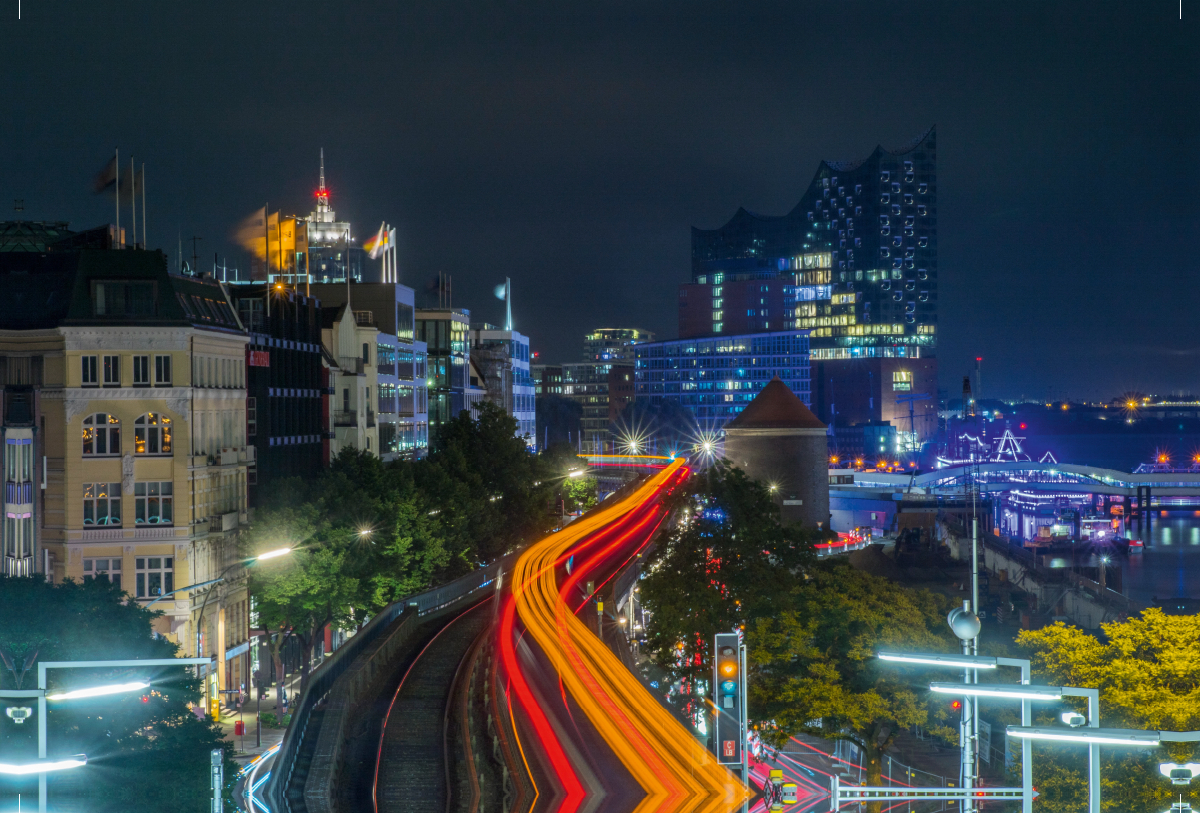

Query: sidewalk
<box><xmin>217</xmin><ymin>671</ymin><xmax>303</xmax><ymax>765</ymax></box>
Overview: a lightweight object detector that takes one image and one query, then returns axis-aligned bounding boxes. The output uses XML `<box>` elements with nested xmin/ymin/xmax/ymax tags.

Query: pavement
<box><xmin>216</xmin><ymin>671</ymin><xmax>303</xmax><ymax>766</ymax></box>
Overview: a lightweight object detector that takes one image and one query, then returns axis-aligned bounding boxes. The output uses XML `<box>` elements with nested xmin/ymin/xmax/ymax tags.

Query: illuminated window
<box><xmin>134</xmin><ymin>413</ymin><xmax>172</xmax><ymax>455</ymax></box>
<box><xmin>893</xmin><ymin>371</ymin><xmax>913</xmax><ymax>392</ymax></box>
<box><xmin>134</xmin><ymin>481</ymin><xmax>173</xmax><ymax>525</ymax></box>
<box><xmin>83</xmin><ymin>482</ymin><xmax>122</xmax><ymax>525</ymax></box>
<box><xmin>82</xmin><ymin>413</ymin><xmax>121</xmax><ymax>456</ymax></box>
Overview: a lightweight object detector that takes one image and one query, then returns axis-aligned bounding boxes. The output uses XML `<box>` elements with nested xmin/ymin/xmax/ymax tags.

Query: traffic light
<box><xmin>712</xmin><ymin>632</ymin><xmax>742</xmax><ymax>765</ymax></box>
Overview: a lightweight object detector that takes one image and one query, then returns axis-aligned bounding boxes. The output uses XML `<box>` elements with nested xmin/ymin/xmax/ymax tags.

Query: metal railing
<box><xmin>266</xmin><ymin>554</ymin><xmax>513</xmax><ymax>811</ymax></box>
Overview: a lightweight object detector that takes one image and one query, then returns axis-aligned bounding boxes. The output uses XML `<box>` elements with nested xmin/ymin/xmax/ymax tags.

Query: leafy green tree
<box><xmin>0</xmin><ymin>576</ymin><xmax>236</xmax><ymax>812</ymax></box>
<box><xmin>640</xmin><ymin>463</ymin><xmax>956</xmax><ymax>787</ymax></box>
<box><xmin>1017</xmin><ymin>609</ymin><xmax>1200</xmax><ymax>812</ymax></box>
<box><xmin>639</xmin><ymin>463</ymin><xmax>819</xmax><ymax>683</ymax></box>
<box><xmin>748</xmin><ymin>561</ymin><xmax>956</xmax><ymax>782</ymax></box>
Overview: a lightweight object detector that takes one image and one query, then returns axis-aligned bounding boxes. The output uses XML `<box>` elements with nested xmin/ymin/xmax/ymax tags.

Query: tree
<box><xmin>639</xmin><ymin>462</ymin><xmax>956</xmax><ymax>787</ymax></box>
<box><xmin>1017</xmin><ymin>610</ymin><xmax>1200</xmax><ymax>812</ymax></box>
<box><xmin>0</xmin><ymin>575</ymin><xmax>236</xmax><ymax>812</ymax></box>
<box><xmin>748</xmin><ymin>562</ymin><xmax>956</xmax><ymax>782</ymax></box>
<box><xmin>639</xmin><ymin>463</ymin><xmax>819</xmax><ymax>688</ymax></box>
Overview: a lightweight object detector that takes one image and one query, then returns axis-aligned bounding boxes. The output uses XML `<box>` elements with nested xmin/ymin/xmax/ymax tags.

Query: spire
<box><xmin>316</xmin><ymin>148</ymin><xmax>330</xmax><ymax>215</ymax></box>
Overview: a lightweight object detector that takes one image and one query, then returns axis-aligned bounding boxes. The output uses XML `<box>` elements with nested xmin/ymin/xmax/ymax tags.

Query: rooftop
<box><xmin>725</xmin><ymin>376</ymin><xmax>826</xmax><ymax>430</ymax></box>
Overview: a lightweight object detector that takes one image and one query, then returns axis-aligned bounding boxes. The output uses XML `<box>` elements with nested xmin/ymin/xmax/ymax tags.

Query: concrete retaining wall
<box><xmin>940</xmin><ymin>523</ymin><xmax>1136</xmax><ymax>630</ymax></box>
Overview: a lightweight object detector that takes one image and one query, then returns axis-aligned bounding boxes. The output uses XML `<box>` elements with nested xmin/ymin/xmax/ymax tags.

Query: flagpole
<box><xmin>265</xmin><ymin>203</ymin><xmax>270</xmax><ymax>319</ymax></box>
<box><xmin>130</xmin><ymin>156</ymin><xmax>137</xmax><ymax>249</ymax></box>
<box><xmin>115</xmin><ymin>147</ymin><xmax>120</xmax><ymax>248</ymax></box>
<box><xmin>141</xmin><ymin>163</ymin><xmax>146</xmax><ymax>249</ymax></box>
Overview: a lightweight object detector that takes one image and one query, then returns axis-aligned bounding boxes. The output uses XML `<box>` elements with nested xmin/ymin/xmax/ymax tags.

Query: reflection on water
<box><xmin>1118</xmin><ymin>511</ymin><xmax>1200</xmax><ymax>605</ymax></box>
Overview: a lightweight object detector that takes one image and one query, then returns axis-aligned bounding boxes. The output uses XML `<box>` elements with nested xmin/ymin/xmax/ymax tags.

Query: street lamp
<box><xmin>1007</xmin><ymin>726</ymin><xmax>1159</xmax><ymax>746</ymax></box>
<box><xmin>877</xmin><ymin>651</ymin><xmax>998</xmax><ymax>669</ymax></box>
<box><xmin>929</xmin><ymin>682</ymin><xmax>1063</xmax><ymax>700</ymax></box>
<box><xmin>0</xmin><ymin>756</ymin><xmax>87</xmax><ymax>775</ymax></box>
<box><xmin>194</xmin><ymin>547</ymin><xmax>295</xmax><ymax>718</ymax></box>
<box><xmin>45</xmin><ymin>681</ymin><xmax>149</xmax><ymax>701</ymax></box>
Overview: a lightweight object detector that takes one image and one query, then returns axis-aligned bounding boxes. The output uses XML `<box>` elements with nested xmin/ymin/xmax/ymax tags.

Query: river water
<box><xmin>1117</xmin><ymin>510</ymin><xmax>1200</xmax><ymax>606</ymax></box>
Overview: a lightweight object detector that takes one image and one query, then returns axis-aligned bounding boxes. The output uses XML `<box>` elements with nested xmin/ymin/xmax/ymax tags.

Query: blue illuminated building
<box><xmin>687</xmin><ymin>127</ymin><xmax>937</xmax><ymax>362</ymax></box>
<box><xmin>633</xmin><ymin>330</ymin><xmax>810</xmax><ymax>425</ymax></box>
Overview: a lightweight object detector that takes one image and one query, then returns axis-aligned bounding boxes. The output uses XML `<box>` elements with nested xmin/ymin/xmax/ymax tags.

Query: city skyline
<box><xmin>1</xmin><ymin>1</ymin><xmax>1196</xmax><ymax>399</ymax></box>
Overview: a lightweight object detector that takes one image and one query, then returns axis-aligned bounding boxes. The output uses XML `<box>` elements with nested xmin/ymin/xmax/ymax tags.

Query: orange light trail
<box><xmin>503</xmin><ymin>459</ymin><xmax>750</xmax><ymax>812</ymax></box>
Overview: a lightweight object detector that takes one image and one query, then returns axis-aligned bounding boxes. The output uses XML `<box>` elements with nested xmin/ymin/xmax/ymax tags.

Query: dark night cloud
<box><xmin>1</xmin><ymin>1</ymin><xmax>1196</xmax><ymax>399</ymax></box>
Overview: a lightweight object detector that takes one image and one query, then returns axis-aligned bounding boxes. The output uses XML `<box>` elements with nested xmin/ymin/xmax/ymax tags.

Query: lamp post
<box><xmin>877</xmin><ymin>645</ymin><xmax>1036</xmax><ymax>813</ymax></box>
<box><xmin>193</xmin><ymin>548</ymin><xmax>293</xmax><ymax>720</ymax></box>
<box><xmin>1</xmin><ymin>659</ymin><xmax>210</xmax><ymax>813</ymax></box>
<box><xmin>934</xmin><ymin>683</ymin><xmax>1100</xmax><ymax>813</ymax></box>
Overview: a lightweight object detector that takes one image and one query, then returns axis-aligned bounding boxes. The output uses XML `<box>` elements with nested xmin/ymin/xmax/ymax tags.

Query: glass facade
<box><xmin>690</xmin><ymin>127</ymin><xmax>936</xmax><ymax>359</ymax></box>
<box><xmin>416</xmin><ymin>309</ymin><xmax>471</xmax><ymax>440</ymax></box>
<box><xmin>634</xmin><ymin>330</ymin><xmax>811</xmax><ymax>426</ymax></box>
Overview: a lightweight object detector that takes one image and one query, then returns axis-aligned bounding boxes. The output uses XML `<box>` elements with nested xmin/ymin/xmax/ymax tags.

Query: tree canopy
<box><xmin>0</xmin><ymin>576</ymin><xmax>236</xmax><ymax>812</ymax></box>
<box><xmin>639</xmin><ymin>462</ymin><xmax>956</xmax><ymax>783</ymax></box>
<box><xmin>245</xmin><ymin>403</ymin><xmax>583</xmax><ymax>694</ymax></box>
<box><xmin>1017</xmin><ymin>610</ymin><xmax>1200</xmax><ymax>812</ymax></box>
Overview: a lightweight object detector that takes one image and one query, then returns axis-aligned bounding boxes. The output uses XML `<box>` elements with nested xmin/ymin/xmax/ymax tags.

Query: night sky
<box><xmin>2</xmin><ymin>1</ymin><xmax>1195</xmax><ymax>400</ymax></box>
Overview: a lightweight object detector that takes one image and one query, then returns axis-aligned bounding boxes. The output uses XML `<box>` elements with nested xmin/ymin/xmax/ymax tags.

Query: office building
<box><xmin>634</xmin><ymin>330</ymin><xmax>810</xmax><ymax>427</ymax></box>
<box><xmin>582</xmin><ymin>328</ymin><xmax>655</xmax><ymax>361</ymax></box>
<box><xmin>230</xmin><ymin>284</ymin><xmax>328</xmax><ymax>502</ymax></box>
<box><xmin>310</xmin><ymin>283</ymin><xmax>429</xmax><ymax>460</ymax></box>
<box><xmin>532</xmin><ymin>364</ymin><xmax>564</xmax><ymax>396</ymax></box>
<box><xmin>416</xmin><ymin>308</ymin><xmax>472</xmax><ymax>440</ymax></box>
<box><xmin>688</xmin><ymin>128</ymin><xmax>938</xmax><ymax>441</ymax></box>
<box><xmin>812</xmin><ymin>357</ymin><xmax>937</xmax><ymax>451</ymax></box>
<box><xmin>560</xmin><ymin>361</ymin><xmax>635</xmax><ymax>453</ymax></box>
<box><xmin>469</xmin><ymin>325</ymin><xmax>536</xmax><ymax>443</ymax></box>
<box><xmin>0</xmin><ymin>243</ymin><xmax>253</xmax><ymax>705</ymax></box>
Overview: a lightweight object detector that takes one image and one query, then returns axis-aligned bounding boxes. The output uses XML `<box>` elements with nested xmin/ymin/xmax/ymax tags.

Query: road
<box><xmin>499</xmin><ymin>457</ymin><xmax>751</xmax><ymax>813</ymax></box>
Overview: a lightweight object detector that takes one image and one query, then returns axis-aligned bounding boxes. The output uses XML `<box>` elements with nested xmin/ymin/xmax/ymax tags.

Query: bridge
<box><xmin>845</xmin><ymin>461</ymin><xmax>1200</xmax><ymax>498</ymax></box>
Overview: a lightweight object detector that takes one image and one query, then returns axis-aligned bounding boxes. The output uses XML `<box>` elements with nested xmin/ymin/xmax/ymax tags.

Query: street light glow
<box><xmin>878</xmin><ymin>651</ymin><xmax>998</xmax><ymax>669</ymax></box>
<box><xmin>0</xmin><ymin>755</ymin><xmax>88</xmax><ymax>775</ymax></box>
<box><xmin>568</xmin><ymin>469</ymin><xmax>586</xmax><ymax>478</ymax></box>
<box><xmin>255</xmin><ymin>547</ymin><xmax>292</xmax><ymax>561</ymax></box>
<box><xmin>46</xmin><ymin>681</ymin><xmax>149</xmax><ymax>701</ymax></box>
<box><xmin>930</xmin><ymin>682</ymin><xmax>1063</xmax><ymax>700</ymax></box>
<box><xmin>1007</xmin><ymin>726</ymin><xmax>1160</xmax><ymax>746</ymax></box>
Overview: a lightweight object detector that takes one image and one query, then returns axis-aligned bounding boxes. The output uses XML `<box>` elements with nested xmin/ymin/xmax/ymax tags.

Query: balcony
<box><xmin>353</xmin><ymin>310</ymin><xmax>374</xmax><ymax>326</ymax></box>
<box><xmin>334</xmin><ymin>410</ymin><xmax>358</xmax><ymax>427</ymax></box>
<box><xmin>338</xmin><ymin>357</ymin><xmax>366</xmax><ymax>375</ymax></box>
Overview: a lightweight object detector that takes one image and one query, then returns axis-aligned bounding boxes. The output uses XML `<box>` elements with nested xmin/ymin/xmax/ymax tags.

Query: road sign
<box><xmin>713</xmin><ymin>632</ymin><xmax>742</xmax><ymax>765</ymax></box>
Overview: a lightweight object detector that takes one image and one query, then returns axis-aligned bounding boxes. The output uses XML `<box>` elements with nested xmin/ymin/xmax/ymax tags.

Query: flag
<box><xmin>364</xmin><ymin>222</ymin><xmax>387</xmax><ymax>259</ymax></box>
<box><xmin>233</xmin><ymin>207</ymin><xmax>268</xmax><ymax>262</ymax></box>
<box><xmin>267</xmin><ymin>211</ymin><xmax>280</xmax><ymax>273</ymax></box>
<box><xmin>494</xmin><ymin>281</ymin><xmax>508</xmax><ymax>300</ymax></box>
<box><xmin>92</xmin><ymin>155</ymin><xmax>119</xmax><ymax>194</ymax></box>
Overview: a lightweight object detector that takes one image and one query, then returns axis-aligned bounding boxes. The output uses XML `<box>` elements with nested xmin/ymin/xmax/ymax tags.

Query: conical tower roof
<box><xmin>725</xmin><ymin>376</ymin><xmax>826</xmax><ymax>430</ymax></box>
